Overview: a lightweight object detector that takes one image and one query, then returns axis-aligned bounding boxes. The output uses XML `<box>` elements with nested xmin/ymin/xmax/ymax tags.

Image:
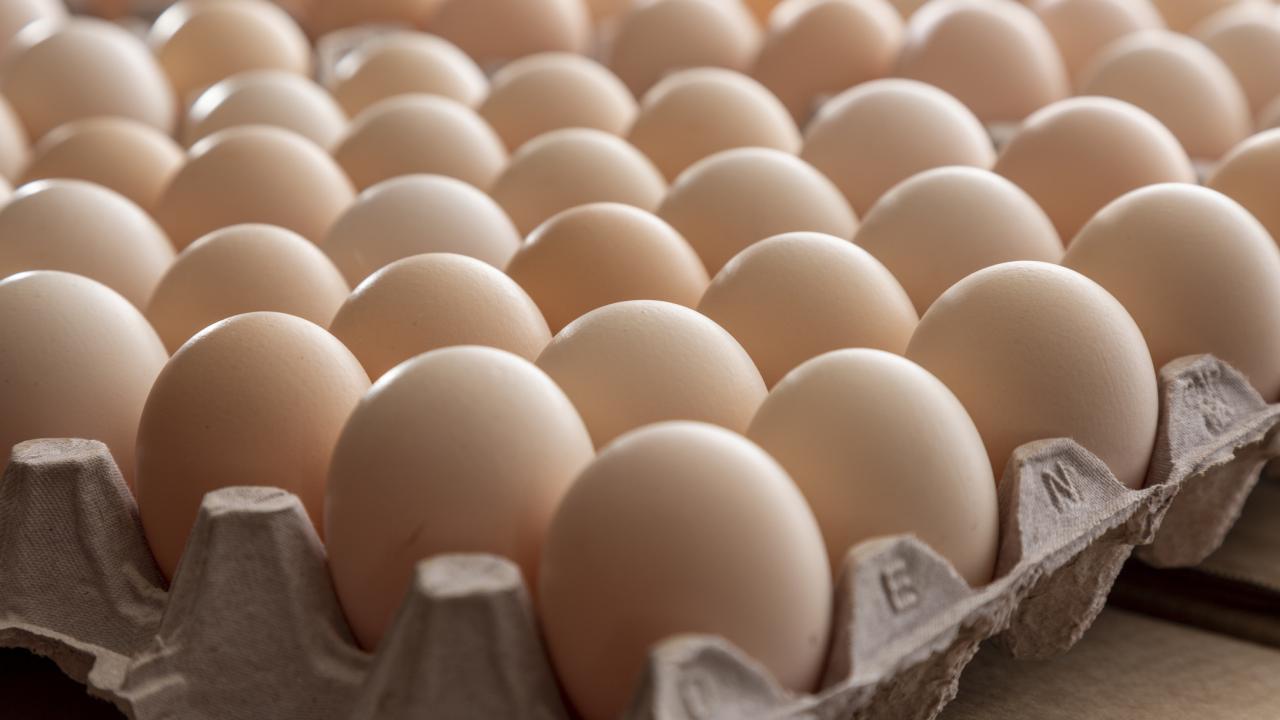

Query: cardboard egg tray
<box><xmin>1</xmin><ymin>353</ymin><xmax>1277</xmax><ymax>720</ymax></box>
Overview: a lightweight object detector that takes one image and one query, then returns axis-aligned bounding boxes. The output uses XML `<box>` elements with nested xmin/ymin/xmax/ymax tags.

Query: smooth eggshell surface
<box><xmin>329</xmin><ymin>32</ymin><xmax>487</xmax><ymax>118</ymax></box>
<box><xmin>0</xmin><ymin>0</ymin><xmax>65</xmax><ymax>58</ymax></box>
<box><xmin>1150</xmin><ymin>0</ymin><xmax>1237</xmax><ymax>32</ymax></box>
<box><xmin>0</xmin><ymin>271</ymin><xmax>167</xmax><ymax>485</ymax></box>
<box><xmin>536</xmin><ymin>300</ymin><xmax>767</xmax><ymax>447</ymax></box>
<box><xmin>427</xmin><ymin>0</ymin><xmax>591</xmax><ymax>67</ymax></box>
<box><xmin>748</xmin><ymin>348</ymin><xmax>998</xmax><ymax>585</ymax></box>
<box><xmin>539</xmin><ymin>421</ymin><xmax>832</xmax><ymax>720</ymax></box>
<box><xmin>607</xmin><ymin>0</ymin><xmax>761</xmax><ymax>97</ymax></box>
<box><xmin>906</xmin><ymin>261</ymin><xmax>1158</xmax><ymax>489</ymax></box>
<box><xmin>184</xmin><ymin>70</ymin><xmax>348</xmax><ymax>150</ymax></box>
<box><xmin>0</xmin><ymin>93</ymin><xmax>29</xmax><ymax>182</ymax></box>
<box><xmin>306</xmin><ymin>0</ymin><xmax>441</xmax><ymax>36</ymax></box>
<box><xmin>1207</xmin><ymin>128</ymin><xmax>1280</xmax><ymax>244</ymax></box>
<box><xmin>135</xmin><ymin>312</ymin><xmax>370</xmax><ymax>580</ymax></box>
<box><xmin>1033</xmin><ymin>0</ymin><xmax>1165</xmax><ymax>84</ymax></box>
<box><xmin>327</xmin><ymin>346</ymin><xmax>594</xmax><ymax>650</ymax></box>
<box><xmin>1199</xmin><ymin>12</ymin><xmax>1280</xmax><ymax>117</ymax></box>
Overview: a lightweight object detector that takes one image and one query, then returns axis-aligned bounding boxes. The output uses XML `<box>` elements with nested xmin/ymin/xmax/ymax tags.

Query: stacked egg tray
<box><xmin>0</xmin><ymin>353</ymin><xmax>1276</xmax><ymax>720</ymax></box>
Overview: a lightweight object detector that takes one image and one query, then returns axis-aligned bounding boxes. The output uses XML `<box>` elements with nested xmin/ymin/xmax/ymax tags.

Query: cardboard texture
<box><xmin>1</xmin><ymin>354</ymin><xmax>1277</xmax><ymax>720</ymax></box>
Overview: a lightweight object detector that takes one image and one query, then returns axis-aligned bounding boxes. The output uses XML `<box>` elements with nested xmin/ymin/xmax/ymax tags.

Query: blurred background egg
<box><xmin>607</xmin><ymin>0</ymin><xmax>761</xmax><ymax>97</ymax></box>
<box><xmin>306</xmin><ymin>0</ymin><xmax>441</xmax><ymax>37</ymax></box>
<box><xmin>1150</xmin><ymin>0</ymin><xmax>1239</xmax><ymax>33</ymax></box>
<box><xmin>1198</xmin><ymin>10</ymin><xmax>1280</xmax><ymax>121</ymax></box>
<box><xmin>328</xmin><ymin>32</ymin><xmax>487</xmax><ymax>118</ymax></box>
<box><xmin>184</xmin><ymin>70</ymin><xmax>348</xmax><ymax>150</ymax></box>
<box><xmin>426</xmin><ymin>0</ymin><xmax>591</xmax><ymax>68</ymax></box>
<box><xmin>327</xmin><ymin>346</ymin><xmax>594</xmax><ymax>649</ymax></box>
<box><xmin>1207</xmin><ymin>128</ymin><xmax>1280</xmax><ymax>243</ymax></box>
<box><xmin>1033</xmin><ymin>0</ymin><xmax>1164</xmax><ymax>86</ymax></box>
<box><xmin>0</xmin><ymin>0</ymin><xmax>65</xmax><ymax>57</ymax></box>
<box><xmin>0</xmin><ymin>97</ymin><xmax>28</xmax><ymax>183</ymax></box>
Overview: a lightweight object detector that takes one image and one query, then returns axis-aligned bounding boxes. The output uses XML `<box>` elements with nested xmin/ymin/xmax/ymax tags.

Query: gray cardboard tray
<box><xmin>0</xmin><ymin>354</ymin><xmax>1277</xmax><ymax>720</ymax></box>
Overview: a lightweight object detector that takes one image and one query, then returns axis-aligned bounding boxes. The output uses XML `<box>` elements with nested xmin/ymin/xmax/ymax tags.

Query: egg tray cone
<box><xmin>0</xmin><ymin>353</ymin><xmax>1275</xmax><ymax>720</ymax></box>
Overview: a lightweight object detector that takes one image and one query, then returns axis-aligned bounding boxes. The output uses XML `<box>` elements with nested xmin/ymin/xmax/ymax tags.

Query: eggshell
<box><xmin>607</xmin><ymin>0</ymin><xmax>761</xmax><ymax>97</ymax></box>
<box><xmin>146</xmin><ymin>224</ymin><xmax>350</xmax><ymax>354</ymax></box>
<box><xmin>747</xmin><ymin>348</ymin><xmax>998</xmax><ymax>585</ymax></box>
<box><xmin>994</xmin><ymin>96</ymin><xmax>1195</xmax><ymax>241</ymax></box>
<box><xmin>327</xmin><ymin>346</ymin><xmax>594</xmax><ymax>649</ymax></box>
<box><xmin>697</xmin><ymin>232</ymin><xmax>917</xmax><ymax>387</ymax></box>
<box><xmin>1207</xmin><ymin>128</ymin><xmax>1280</xmax><ymax>244</ymax></box>
<box><xmin>506</xmin><ymin>203</ymin><xmax>709</xmax><ymax>333</ymax></box>
<box><xmin>0</xmin><ymin>95</ymin><xmax>28</xmax><ymax>182</ymax></box>
<box><xmin>22</xmin><ymin>117</ymin><xmax>183</xmax><ymax>214</ymax></box>
<box><xmin>889</xmin><ymin>0</ymin><xmax>928</xmax><ymax>17</ymax></box>
<box><xmin>329</xmin><ymin>32</ymin><xmax>487</xmax><ymax>118</ymax></box>
<box><xmin>427</xmin><ymin>0</ymin><xmax>591</xmax><ymax>67</ymax></box>
<box><xmin>1198</xmin><ymin>12</ymin><xmax>1280</xmax><ymax>117</ymax></box>
<box><xmin>1036</xmin><ymin>0</ymin><xmax>1165</xmax><ymax>83</ymax></box>
<box><xmin>656</xmin><ymin>148</ymin><xmax>856</xmax><ymax>275</ymax></box>
<box><xmin>0</xmin><ymin>17</ymin><xmax>175</xmax><ymax>140</ymax></box>
<box><xmin>895</xmin><ymin>0</ymin><xmax>1069</xmax><ymax>123</ymax></box>
<box><xmin>539</xmin><ymin>421</ymin><xmax>831</xmax><ymax>720</ymax></box>
<box><xmin>306</xmin><ymin>0</ymin><xmax>441</xmax><ymax>37</ymax></box>
<box><xmin>627</xmin><ymin>68</ymin><xmax>800</xmax><ymax>181</ymax></box>
<box><xmin>184</xmin><ymin>70</ymin><xmax>348</xmax><ymax>150</ymax></box>
<box><xmin>333</xmin><ymin>94</ymin><xmax>507</xmax><ymax>192</ymax></box>
<box><xmin>135</xmin><ymin>311</ymin><xmax>370</xmax><ymax>580</ymax></box>
<box><xmin>0</xmin><ymin>180</ymin><xmax>174</xmax><ymax>309</ymax></box>
<box><xmin>751</xmin><ymin>0</ymin><xmax>904</xmax><ymax>124</ymax></box>
<box><xmin>479</xmin><ymin>53</ymin><xmax>636</xmax><ymax>151</ymax></box>
<box><xmin>0</xmin><ymin>0</ymin><xmax>64</xmax><ymax>57</ymax></box>
<box><xmin>1151</xmin><ymin>0</ymin><xmax>1239</xmax><ymax>32</ymax></box>
<box><xmin>536</xmin><ymin>300</ymin><xmax>766</xmax><ymax>446</ymax></box>
<box><xmin>0</xmin><ymin>271</ymin><xmax>167</xmax><ymax>485</ymax></box>
<box><xmin>1259</xmin><ymin>94</ymin><xmax>1280</xmax><ymax>130</ymax></box>
<box><xmin>799</xmin><ymin>79</ymin><xmax>995</xmax><ymax>217</ymax></box>
<box><xmin>905</xmin><ymin>261</ymin><xmax>1157</xmax><ymax>489</ymax></box>
<box><xmin>584</xmin><ymin>0</ymin><xmax>629</xmax><ymax>22</ymax></box>
<box><xmin>157</xmin><ymin>125</ymin><xmax>356</xmax><ymax>249</ymax></box>
<box><xmin>490</xmin><ymin>128</ymin><xmax>667</xmax><ymax>236</ymax></box>
<box><xmin>854</xmin><ymin>167</ymin><xmax>1062</xmax><ymax>314</ymax></box>
<box><xmin>1077</xmin><ymin>30</ymin><xmax>1250</xmax><ymax>160</ymax></box>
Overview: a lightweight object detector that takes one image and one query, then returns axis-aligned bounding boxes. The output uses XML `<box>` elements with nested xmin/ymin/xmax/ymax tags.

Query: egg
<box><xmin>748</xmin><ymin>348</ymin><xmax>998</xmax><ymax>585</ymax></box>
<box><xmin>1150</xmin><ymin>0</ymin><xmax>1239</xmax><ymax>32</ymax></box>
<box><xmin>0</xmin><ymin>17</ymin><xmax>175</xmax><ymax>140</ymax></box>
<box><xmin>1033</xmin><ymin>0</ymin><xmax>1164</xmax><ymax>85</ymax></box>
<box><xmin>22</xmin><ymin>117</ymin><xmax>183</xmax><ymax>214</ymax></box>
<box><xmin>799</xmin><ymin>79</ymin><xmax>995</xmax><ymax>216</ymax></box>
<box><xmin>184</xmin><ymin>70</ymin><xmax>348</xmax><ymax>150</ymax></box>
<box><xmin>0</xmin><ymin>95</ymin><xmax>28</xmax><ymax>182</ymax></box>
<box><xmin>479</xmin><ymin>53</ymin><xmax>636</xmax><ymax>151</ymax></box>
<box><xmin>136</xmin><ymin>311</ymin><xmax>370</xmax><ymax>580</ymax></box>
<box><xmin>0</xmin><ymin>271</ymin><xmax>167</xmax><ymax>485</ymax></box>
<box><xmin>306</xmin><ymin>0</ymin><xmax>441</xmax><ymax>37</ymax></box>
<box><xmin>905</xmin><ymin>261</ymin><xmax>1157</xmax><ymax>489</ymax></box>
<box><xmin>427</xmin><ymin>0</ymin><xmax>591</xmax><ymax>67</ymax></box>
<box><xmin>994</xmin><ymin>97</ymin><xmax>1195</xmax><ymax>241</ymax></box>
<box><xmin>1077</xmin><ymin>31</ymin><xmax>1250</xmax><ymax>161</ymax></box>
<box><xmin>697</xmin><ymin>232</ymin><xmax>917</xmax><ymax>387</ymax></box>
<box><xmin>0</xmin><ymin>0</ymin><xmax>64</xmax><ymax>57</ymax></box>
<box><xmin>627</xmin><ymin>68</ymin><xmax>800</xmax><ymax>181</ymax></box>
<box><xmin>505</xmin><ymin>203</ymin><xmax>709</xmax><ymax>333</ymax></box>
<box><xmin>0</xmin><ymin>180</ymin><xmax>174</xmax><ymax>309</ymax></box>
<box><xmin>607</xmin><ymin>0</ymin><xmax>761</xmax><ymax>97</ymax></box>
<box><xmin>656</xmin><ymin>148</ymin><xmax>857</xmax><ymax>275</ymax></box>
<box><xmin>895</xmin><ymin>0</ymin><xmax>1069</xmax><ymax>123</ymax></box>
<box><xmin>751</xmin><ymin>0</ymin><xmax>904</xmax><ymax>124</ymax></box>
<box><xmin>584</xmin><ymin>0</ymin><xmax>629</xmax><ymax>22</ymax></box>
<box><xmin>1207</xmin><ymin>128</ymin><xmax>1280</xmax><ymax>243</ymax></box>
<box><xmin>889</xmin><ymin>0</ymin><xmax>927</xmax><ymax>17</ymax></box>
<box><xmin>1260</xmin><ymin>95</ymin><xmax>1280</xmax><ymax>130</ymax></box>
<box><xmin>328</xmin><ymin>32</ymin><xmax>487</xmax><ymax>118</ymax></box>
<box><xmin>327</xmin><ymin>346</ymin><xmax>594</xmax><ymax>649</ymax></box>
<box><xmin>157</xmin><ymin>125</ymin><xmax>356</xmax><ymax>249</ymax></box>
<box><xmin>1198</xmin><ymin>11</ymin><xmax>1280</xmax><ymax>117</ymax></box>
<box><xmin>333</xmin><ymin>95</ymin><xmax>507</xmax><ymax>192</ymax></box>
<box><xmin>539</xmin><ymin>421</ymin><xmax>831</xmax><ymax>720</ymax></box>
<box><xmin>146</xmin><ymin>224</ymin><xmax>350</xmax><ymax>354</ymax></box>
<box><xmin>490</xmin><ymin>128</ymin><xmax>667</xmax><ymax>236</ymax></box>
<box><xmin>537</xmin><ymin>300</ymin><xmax>766</xmax><ymax>446</ymax></box>
<box><xmin>854</xmin><ymin>167</ymin><xmax>1062</xmax><ymax>314</ymax></box>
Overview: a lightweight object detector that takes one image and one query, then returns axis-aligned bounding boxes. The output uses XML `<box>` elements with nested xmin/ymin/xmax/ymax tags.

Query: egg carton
<box><xmin>1</xmin><ymin>353</ymin><xmax>1276</xmax><ymax>720</ymax></box>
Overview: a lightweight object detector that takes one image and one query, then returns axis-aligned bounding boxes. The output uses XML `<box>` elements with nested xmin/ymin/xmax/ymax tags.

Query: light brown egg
<box><xmin>1199</xmin><ymin>11</ymin><xmax>1280</xmax><ymax>118</ymax></box>
<box><xmin>748</xmin><ymin>348</ymin><xmax>998</xmax><ymax>585</ymax></box>
<box><xmin>657</xmin><ymin>147</ymin><xmax>857</xmax><ymax>274</ymax></box>
<box><xmin>146</xmin><ymin>224</ymin><xmax>350</xmax><ymax>354</ymax></box>
<box><xmin>799</xmin><ymin>79</ymin><xmax>995</xmax><ymax>216</ymax></box>
<box><xmin>427</xmin><ymin>0</ymin><xmax>591</xmax><ymax>67</ymax></box>
<box><xmin>136</xmin><ymin>311</ymin><xmax>370</xmax><ymax>580</ymax></box>
<box><xmin>157</xmin><ymin>125</ymin><xmax>356</xmax><ymax>249</ymax></box>
<box><xmin>1151</xmin><ymin>0</ymin><xmax>1239</xmax><ymax>32</ymax></box>
<box><xmin>0</xmin><ymin>17</ymin><xmax>175</xmax><ymax>140</ymax></box>
<box><xmin>0</xmin><ymin>180</ymin><xmax>174</xmax><ymax>309</ymax></box>
<box><xmin>479</xmin><ymin>53</ymin><xmax>636</xmax><ymax>151</ymax></box>
<box><xmin>607</xmin><ymin>0</ymin><xmax>761</xmax><ymax>97</ymax></box>
<box><xmin>0</xmin><ymin>271</ymin><xmax>167</xmax><ymax>485</ymax></box>
<box><xmin>490</xmin><ymin>128</ymin><xmax>667</xmax><ymax>235</ymax></box>
<box><xmin>895</xmin><ymin>0</ymin><xmax>1069</xmax><ymax>123</ymax></box>
<box><xmin>627</xmin><ymin>68</ymin><xmax>800</xmax><ymax>181</ymax></box>
<box><xmin>751</xmin><ymin>0</ymin><xmax>904</xmax><ymax>124</ymax></box>
<box><xmin>506</xmin><ymin>203</ymin><xmax>709</xmax><ymax>333</ymax></box>
<box><xmin>1207</xmin><ymin>128</ymin><xmax>1280</xmax><ymax>248</ymax></box>
<box><xmin>889</xmin><ymin>0</ymin><xmax>927</xmax><ymax>17</ymax></box>
<box><xmin>584</xmin><ymin>0</ymin><xmax>630</xmax><ymax>22</ymax></box>
<box><xmin>540</xmin><ymin>421</ymin><xmax>831</xmax><ymax>720</ymax></box>
<box><xmin>1260</xmin><ymin>94</ymin><xmax>1280</xmax><ymax>130</ymax></box>
<box><xmin>698</xmin><ymin>232</ymin><xmax>917</xmax><ymax>387</ymax></box>
<box><xmin>184</xmin><ymin>70</ymin><xmax>348</xmax><ymax>150</ymax></box>
<box><xmin>1033</xmin><ymin>0</ymin><xmax>1164</xmax><ymax>85</ymax></box>
<box><xmin>1078</xmin><ymin>30</ymin><xmax>1250</xmax><ymax>161</ymax></box>
<box><xmin>855</xmin><ymin>167</ymin><xmax>1062</xmax><ymax>314</ymax></box>
<box><xmin>306</xmin><ymin>0</ymin><xmax>442</xmax><ymax>37</ymax></box>
<box><xmin>333</xmin><ymin>94</ymin><xmax>507</xmax><ymax>192</ymax></box>
<box><xmin>1063</xmin><ymin>184</ymin><xmax>1280</xmax><ymax>400</ymax></box>
<box><xmin>994</xmin><ymin>96</ymin><xmax>1195</xmax><ymax>241</ymax></box>
<box><xmin>22</xmin><ymin>117</ymin><xmax>183</xmax><ymax>214</ymax></box>
<box><xmin>328</xmin><ymin>346</ymin><xmax>594</xmax><ymax>650</ymax></box>
<box><xmin>0</xmin><ymin>95</ymin><xmax>28</xmax><ymax>183</ymax></box>
<box><xmin>536</xmin><ymin>300</ymin><xmax>766</xmax><ymax>446</ymax></box>
<box><xmin>329</xmin><ymin>32</ymin><xmax>487</xmax><ymax>118</ymax></box>
<box><xmin>906</xmin><ymin>261</ymin><xmax>1158</xmax><ymax>489</ymax></box>
<box><xmin>0</xmin><ymin>0</ymin><xmax>64</xmax><ymax>58</ymax></box>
